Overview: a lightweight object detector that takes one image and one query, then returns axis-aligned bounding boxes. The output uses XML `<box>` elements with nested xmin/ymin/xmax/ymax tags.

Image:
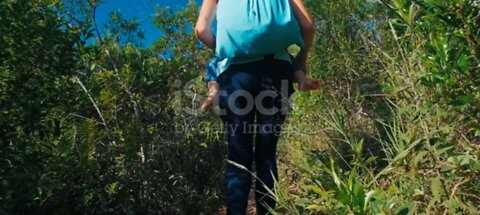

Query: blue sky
<box><xmin>96</xmin><ymin>0</ymin><xmax>202</xmax><ymax>45</ymax></box>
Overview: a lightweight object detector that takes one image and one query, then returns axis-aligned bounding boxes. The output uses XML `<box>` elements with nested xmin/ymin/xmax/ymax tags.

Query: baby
<box><xmin>195</xmin><ymin>0</ymin><xmax>320</xmax><ymax>112</ymax></box>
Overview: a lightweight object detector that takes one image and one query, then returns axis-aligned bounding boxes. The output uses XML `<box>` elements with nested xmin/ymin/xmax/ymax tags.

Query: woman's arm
<box><xmin>290</xmin><ymin>0</ymin><xmax>315</xmax><ymax>71</ymax></box>
<box><xmin>195</xmin><ymin>0</ymin><xmax>217</xmax><ymax>50</ymax></box>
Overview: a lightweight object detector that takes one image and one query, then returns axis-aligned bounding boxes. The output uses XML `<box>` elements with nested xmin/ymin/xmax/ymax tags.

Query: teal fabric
<box><xmin>206</xmin><ymin>58</ymin><xmax>219</xmax><ymax>82</ymax></box>
<box><xmin>216</xmin><ymin>0</ymin><xmax>304</xmax><ymax>59</ymax></box>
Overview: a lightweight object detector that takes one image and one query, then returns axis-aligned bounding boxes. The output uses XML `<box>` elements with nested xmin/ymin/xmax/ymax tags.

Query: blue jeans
<box><xmin>217</xmin><ymin>58</ymin><xmax>294</xmax><ymax>215</ymax></box>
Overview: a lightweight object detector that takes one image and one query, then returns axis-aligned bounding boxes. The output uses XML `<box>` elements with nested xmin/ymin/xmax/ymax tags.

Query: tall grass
<box><xmin>273</xmin><ymin>0</ymin><xmax>480</xmax><ymax>214</ymax></box>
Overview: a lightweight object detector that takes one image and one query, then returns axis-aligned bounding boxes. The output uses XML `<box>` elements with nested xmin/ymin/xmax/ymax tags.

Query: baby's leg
<box><xmin>201</xmin><ymin>81</ymin><xmax>219</xmax><ymax>112</ymax></box>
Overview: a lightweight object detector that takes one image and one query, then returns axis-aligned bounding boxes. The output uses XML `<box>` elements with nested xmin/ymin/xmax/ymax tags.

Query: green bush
<box><xmin>1</xmin><ymin>1</ymin><xmax>225</xmax><ymax>214</ymax></box>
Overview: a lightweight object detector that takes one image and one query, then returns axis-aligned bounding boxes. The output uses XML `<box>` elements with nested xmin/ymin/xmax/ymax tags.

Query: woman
<box><xmin>195</xmin><ymin>0</ymin><xmax>314</xmax><ymax>214</ymax></box>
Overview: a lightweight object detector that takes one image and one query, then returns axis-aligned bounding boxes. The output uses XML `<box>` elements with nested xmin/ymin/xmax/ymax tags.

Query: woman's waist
<box><xmin>217</xmin><ymin>51</ymin><xmax>291</xmax><ymax>74</ymax></box>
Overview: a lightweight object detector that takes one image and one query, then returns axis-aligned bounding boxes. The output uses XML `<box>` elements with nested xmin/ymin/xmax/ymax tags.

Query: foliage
<box><xmin>1</xmin><ymin>0</ymin><xmax>224</xmax><ymax>214</ymax></box>
<box><xmin>1</xmin><ymin>0</ymin><xmax>479</xmax><ymax>214</ymax></box>
<box><xmin>274</xmin><ymin>0</ymin><xmax>480</xmax><ymax>214</ymax></box>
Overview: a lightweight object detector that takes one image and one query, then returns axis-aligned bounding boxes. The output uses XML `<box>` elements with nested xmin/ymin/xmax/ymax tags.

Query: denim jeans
<box><xmin>217</xmin><ymin>57</ymin><xmax>294</xmax><ymax>215</ymax></box>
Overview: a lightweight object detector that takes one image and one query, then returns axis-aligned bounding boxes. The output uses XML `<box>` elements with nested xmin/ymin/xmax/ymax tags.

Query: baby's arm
<box><xmin>201</xmin><ymin>80</ymin><xmax>219</xmax><ymax>112</ymax></box>
<box><xmin>195</xmin><ymin>0</ymin><xmax>217</xmax><ymax>50</ymax></box>
<box><xmin>201</xmin><ymin>58</ymin><xmax>220</xmax><ymax>112</ymax></box>
<box><xmin>289</xmin><ymin>55</ymin><xmax>320</xmax><ymax>92</ymax></box>
<box><xmin>290</xmin><ymin>0</ymin><xmax>315</xmax><ymax>71</ymax></box>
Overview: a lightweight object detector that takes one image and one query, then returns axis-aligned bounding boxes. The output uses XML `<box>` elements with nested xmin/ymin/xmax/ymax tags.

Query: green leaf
<box><xmin>305</xmin><ymin>204</ymin><xmax>320</xmax><ymax>210</ymax></box>
<box><xmin>440</xmin><ymin>163</ymin><xmax>457</xmax><ymax>172</ymax></box>
<box><xmin>395</xmin><ymin>202</ymin><xmax>416</xmax><ymax>215</ymax></box>
<box><xmin>90</xmin><ymin>63</ymin><xmax>96</xmax><ymax>71</ymax></box>
<box><xmin>335</xmin><ymin>188</ymin><xmax>350</xmax><ymax>205</ymax></box>
<box><xmin>456</xmin><ymin>54</ymin><xmax>470</xmax><ymax>71</ymax></box>
<box><xmin>444</xmin><ymin>199</ymin><xmax>463</xmax><ymax>215</ymax></box>
<box><xmin>295</xmin><ymin>197</ymin><xmax>311</xmax><ymax>207</ymax></box>
<box><xmin>412</xmin><ymin>151</ymin><xmax>429</xmax><ymax>166</ymax></box>
<box><xmin>353</xmin><ymin>182</ymin><xmax>365</xmax><ymax>210</ymax></box>
<box><xmin>436</xmin><ymin>145</ymin><xmax>454</xmax><ymax>156</ymax></box>
<box><xmin>307</xmin><ymin>185</ymin><xmax>333</xmax><ymax>198</ymax></box>
<box><xmin>348</xmin><ymin>167</ymin><xmax>356</xmax><ymax>191</ymax></box>
<box><xmin>469</xmin><ymin>160</ymin><xmax>480</xmax><ymax>171</ymax></box>
<box><xmin>365</xmin><ymin>156</ymin><xmax>378</xmax><ymax>165</ymax></box>
<box><xmin>330</xmin><ymin>158</ymin><xmax>342</xmax><ymax>189</ymax></box>
<box><xmin>431</xmin><ymin>176</ymin><xmax>445</xmax><ymax>201</ymax></box>
<box><xmin>370</xmin><ymin>199</ymin><xmax>383</xmax><ymax>214</ymax></box>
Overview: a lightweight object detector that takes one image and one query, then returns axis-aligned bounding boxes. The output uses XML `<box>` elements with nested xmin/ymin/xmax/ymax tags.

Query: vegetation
<box><xmin>0</xmin><ymin>0</ymin><xmax>478</xmax><ymax>214</ymax></box>
<box><xmin>275</xmin><ymin>0</ymin><xmax>480</xmax><ymax>214</ymax></box>
<box><xmin>1</xmin><ymin>0</ymin><xmax>223</xmax><ymax>214</ymax></box>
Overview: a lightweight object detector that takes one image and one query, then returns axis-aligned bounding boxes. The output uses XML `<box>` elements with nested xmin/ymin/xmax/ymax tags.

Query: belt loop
<box><xmin>264</xmin><ymin>53</ymin><xmax>274</xmax><ymax>60</ymax></box>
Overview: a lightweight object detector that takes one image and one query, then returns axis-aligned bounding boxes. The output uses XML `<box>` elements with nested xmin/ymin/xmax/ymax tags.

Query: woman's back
<box><xmin>215</xmin><ymin>0</ymin><xmax>304</xmax><ymax>59</ymax></box>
